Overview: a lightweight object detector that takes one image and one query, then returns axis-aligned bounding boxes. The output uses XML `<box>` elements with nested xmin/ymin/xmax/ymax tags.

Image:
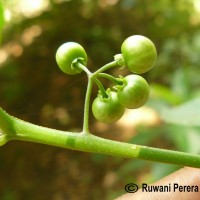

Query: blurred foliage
<box><xmin>0</xmin><ymin>0</ymin><xmax>4</xmax><ymax>42</ymax></box>
<box><xmin>0</xmin><ymin>0</ymin><xmax>200</xmax><ymax>199</ymax></box>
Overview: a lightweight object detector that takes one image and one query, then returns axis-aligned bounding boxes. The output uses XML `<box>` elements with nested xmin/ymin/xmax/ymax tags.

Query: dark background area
<box><xmin>0</xmin><ymin>0</ymin><xmax>200</xmax><ymax>199</ymax></box>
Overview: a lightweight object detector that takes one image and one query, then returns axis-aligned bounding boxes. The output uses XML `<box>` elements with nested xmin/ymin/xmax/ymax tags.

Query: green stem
<box><xmin>98</xmin><ymin>73</ymin><xmax>123</xmax><ymax>85</ymax></box>
<box><xmin>93</xmin><ymin>78</ymin><xmax>108</xmax><ymax>98</ymax></box>
<box><xmin>92</xmin><ymin>60</ymin><xmax>118</xmax><ymax>77</ymax></box>
<box><xmin>74</xmin><ymin>61</ymin><xmax>119</xmax><ymax>133</ymax></box>
<box><xmin>0</xmin><ymin>107</ymin><xmax>200</xmax><ymax>168</ymax></box>
<box><xmin>81</xmin><ymin>60</ymin><xmax>119</xmax><ymax>132</ymax></box>
<box><xmin>82</xmin><ymin>78</ymin><xmax>93</xmax><ymax>133</ymax></box>
<box><xmin>76</xmin><ymin>62</ymin><xmax>92</xmax><ymax>76</ymax></box>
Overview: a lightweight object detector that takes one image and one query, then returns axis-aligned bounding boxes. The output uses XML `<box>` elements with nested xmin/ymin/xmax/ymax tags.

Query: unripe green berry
<box><xmin>56</xmin><ymin>42</ymin><xmax>87</xmax><ymax>75</ymax></box>
<box><xmin>117</xmin><ymin>74</ymin><xmax>150</xmax><ymax>109</ymax></box>
<box><xmin>92</xmin><ymin>90</ymin><xmax>125</xmax><ymax>124</ymax></box>
<box><xmin>121</xmin><ymin>35</ymin><xmax>157</xmax><ymax>74</ymax></box>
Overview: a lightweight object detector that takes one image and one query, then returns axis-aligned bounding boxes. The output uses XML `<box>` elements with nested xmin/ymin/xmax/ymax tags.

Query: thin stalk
<box><xmin>76</xmin><ymin>62</ymin><xmax>92</xmax><ymax>76</ymax></box>
<box><xmin>93</xmin><ymin>78</ymin><xmax>108</xmax><ymax>98</ymax></box>
<box><xmin>0</xmin><ymin>108</ymin><xmax>200</xmax><ymax>168</ymax></box>
<box><xmin>92</xmin><ymin>60</ymin><xmax>118</xmax><ymax>77</ymax></box>
<box><xmin>82</xmin><ymin>78</ymin><xmax>93</xmax><ymax>133</ymax></box>
<box><xmin>98</xmin><ymin>73</ymin><xmax>123</xmax><ymax>85</ymax></box>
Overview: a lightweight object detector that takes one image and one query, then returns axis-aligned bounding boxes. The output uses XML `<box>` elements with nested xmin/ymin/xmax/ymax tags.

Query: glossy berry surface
<box><xmin>56</xmin><ymin>42</ymin><xmax>87</xmax><ymax>75</ymax></box>
<box><xmin>121</xmin><ymin>35</ymin><xmax>157</xmax><ymax>74</ymax></box>
<box><xmin>92</xmin><ymin>90</ymin><xmax>125</xmax><ymax>123</ymax></box>
<box><xmin>117</xmin><ymin>74</ymin><xmax>149</xmax><ymax>109</ymax></box>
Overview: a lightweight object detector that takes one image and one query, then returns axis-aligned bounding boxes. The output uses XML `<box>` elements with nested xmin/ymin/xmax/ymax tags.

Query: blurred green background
<box><xmin>0</xmin><ymin>0</ymin><xmax>200</xmax><ymax>199</ymax></box>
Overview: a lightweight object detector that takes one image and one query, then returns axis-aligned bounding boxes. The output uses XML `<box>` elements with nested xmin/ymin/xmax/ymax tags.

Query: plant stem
<box><xmin>82</xmin><ymin>78</ymin><xmax>93</xmax><ymax>133</ymax></box>
<box><xmin>0</xmin><ymin>107</ymin><xmax>200</xmax><ymax>168</ymax></box>
<box><xmin>93</xmin><ymin>78</ymin><xmax>108</xmax><ymax>98</ymax></box>
<box><xmin>92</xmin><ymin>60</ymin><xmax>118</xmax><ymax>77</ymax></box>
<box><xmin>81</xmin><ymin>60</ymin><xmax>119</xmax><ymax>133</ymax></box>
<box><xmin>98</xmin><ymin>73</ymin><xmax>123</xmax><ymax>85</ymax></box>
<box><xmin>81</xmin><ymin>60</ymin><xmax>121</xmax><ymax>132</ymax></box>
<box><xmin>76</xmin><ymin>62</ymin><xmax>92</xmax><ymax>76</ymax></box>
<box><xmin>74</xmin><ymin>61</ymin><xmax>119</xmax><ymax>133</ymax></box>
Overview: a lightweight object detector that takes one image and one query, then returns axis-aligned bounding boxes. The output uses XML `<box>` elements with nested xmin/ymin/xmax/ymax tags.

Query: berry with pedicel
<box><xmin>56</xmin><ymin>42</ymin><xmax>87</xmax><ymax>75</ymax></box>
<box><xmin>116</xmin><ymin>74</ymin><xmax>149</xmax><ymax>109</ymax></box>
<box><xmin>92</xmin><ymin>90</ymin><xmax>125</xmax><ymax>124</ymax></box>
<box><xmin>121</xmin><ymin>35</ymin><xmax>157</xmax><ymax>74</ymax></box>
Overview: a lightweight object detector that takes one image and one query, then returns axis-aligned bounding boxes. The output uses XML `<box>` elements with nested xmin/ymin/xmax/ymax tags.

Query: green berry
<box><xmin>92</xmin><ymin>90</ymin><xmax>125</xmax><ymax>124</ymax></box>
<box><xmin>121</xmin><ymin>35</ymin><xmax>157</xmax><ymax>74</ymax></box>
<box><xmin>117</xmin><ymin>74</ymin><xmax>150</xmax><ymax>109</ymax></box>
<box><xmin>56</xmin><ymin>42</ymin><xmax>87</xmax><ymax>75</ymax></box>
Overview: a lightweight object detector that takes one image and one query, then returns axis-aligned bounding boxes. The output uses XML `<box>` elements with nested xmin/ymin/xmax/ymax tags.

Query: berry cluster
<box><xmin>55</xmin><ymin>35</ymin><xmax>157</xmax><ymax>124</ymax></box>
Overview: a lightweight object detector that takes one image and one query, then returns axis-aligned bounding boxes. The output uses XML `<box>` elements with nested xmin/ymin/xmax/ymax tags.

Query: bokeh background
<box><xmin>0</xmin><ymin>0</ymin><xmax>200</xmax><ymax>199</ymax></box>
